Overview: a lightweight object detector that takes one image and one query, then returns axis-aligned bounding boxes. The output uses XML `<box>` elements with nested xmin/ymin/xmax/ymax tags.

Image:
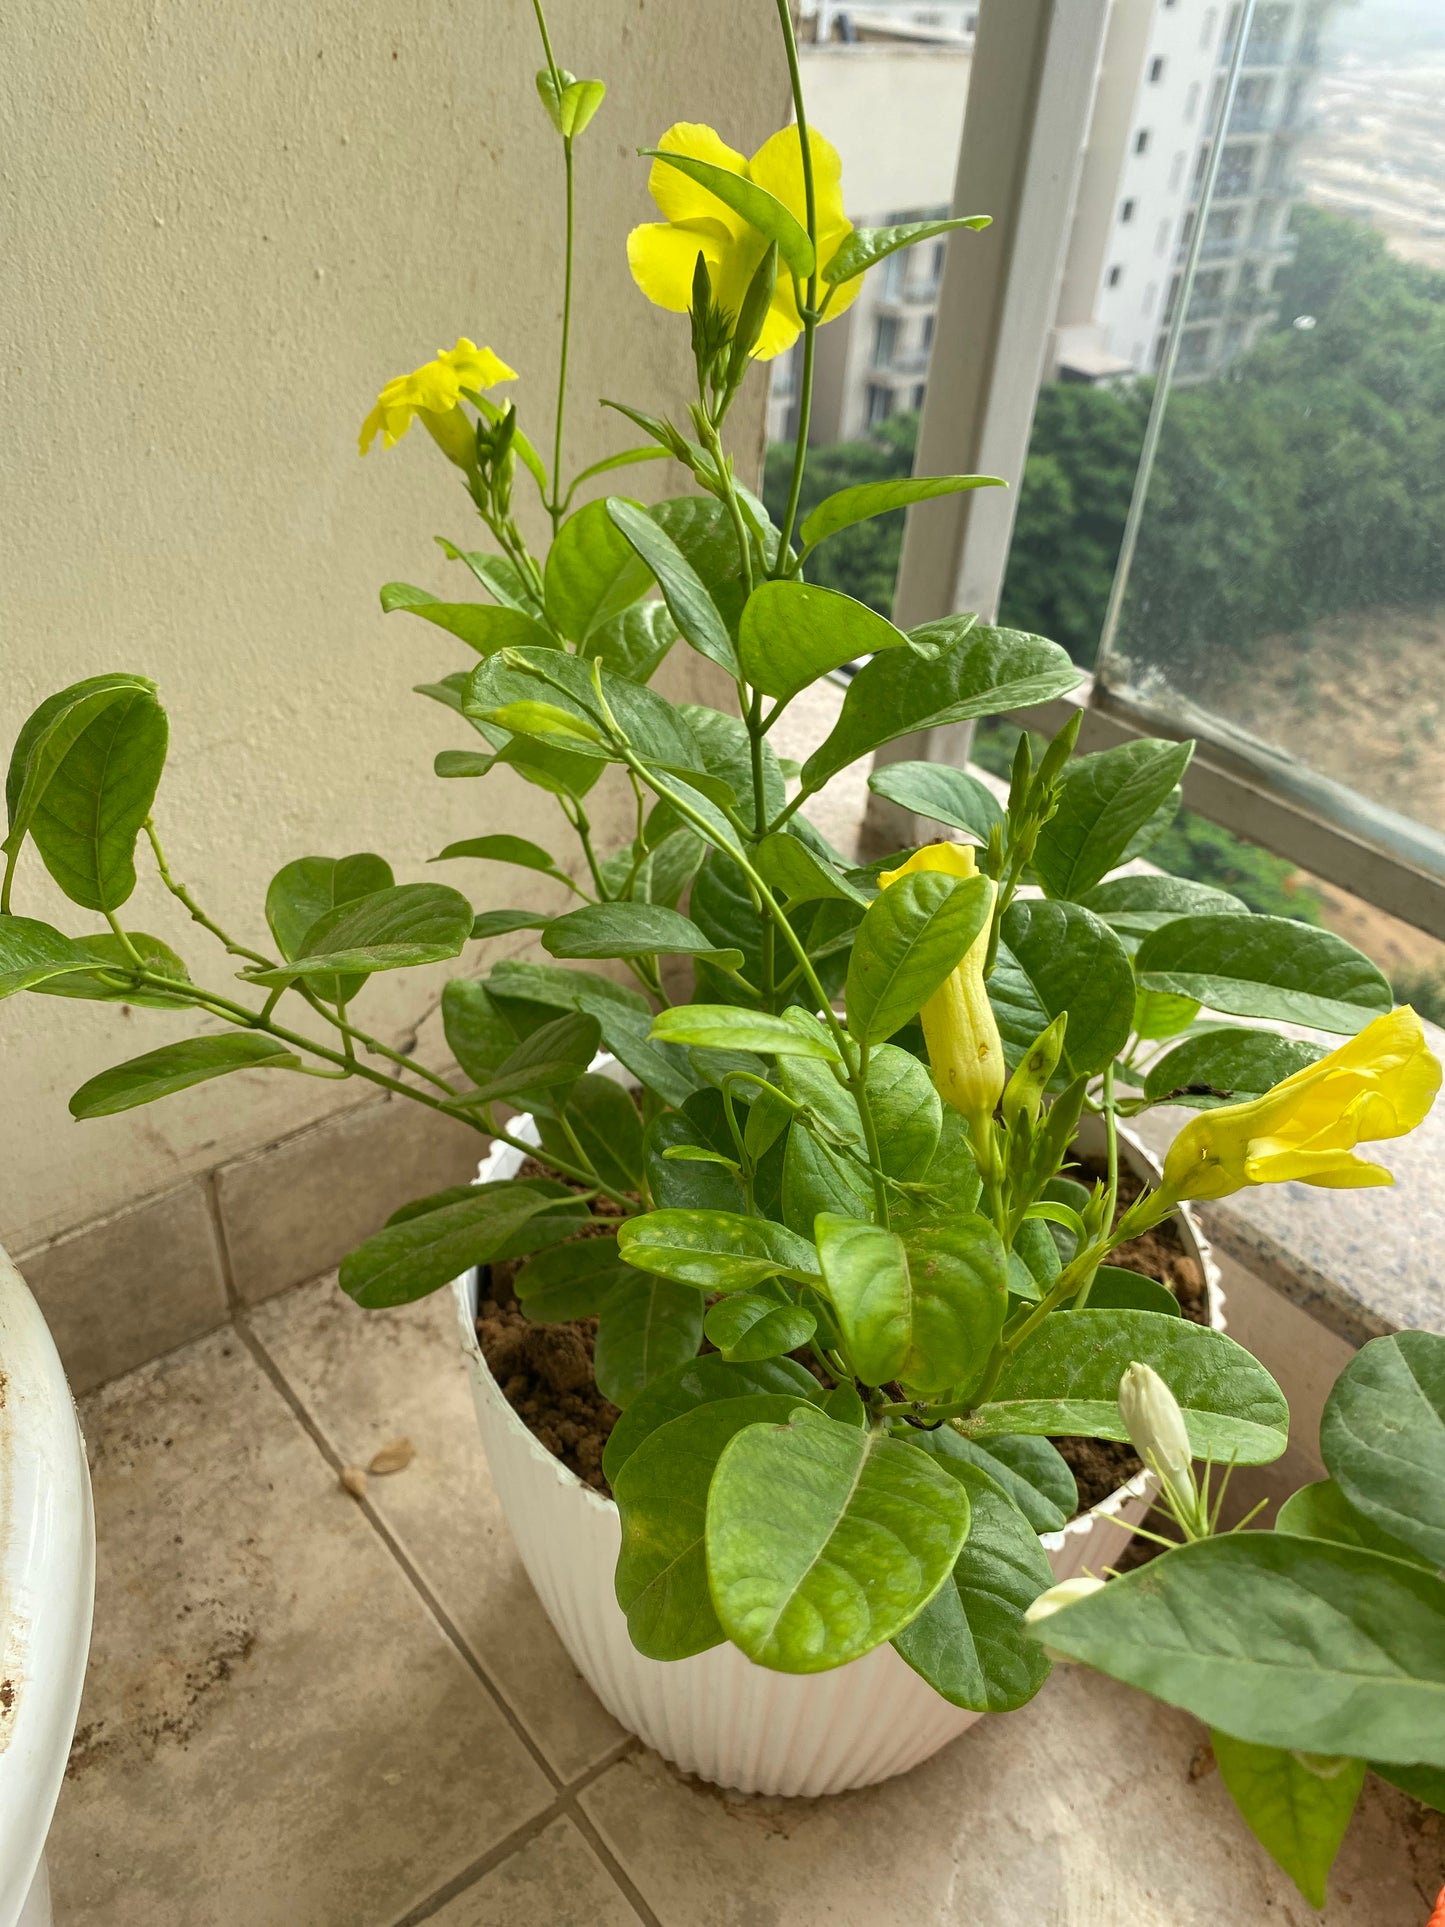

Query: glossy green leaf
<box><xmin>245</xmin><ymin>882</ymin><xmax>474</xmax><ymax>985</ymax></box>
<box><xmin>641</xmin><ymin>146</ymin><xmax>814</xmax><ymax>278</ymax></box>
<box><xmin>1131</xmin><ymin>989</ymin><xmax>1203</xmax><ymax>1040</ymax></box>
<box><xmin>602</xmin><ymin>1352</ymin><xmax>821</xmax><ymax>1485</ymax></box>
<box><xmin>682</xmin><ymin>707</ymin><xmax>786</xmax><ymax>825</ymax></box>
<box><xmin>513</xmin><ymin>1235</ymin><xmax>632</xmax><ymax>1321</ymax></box>
<box><xmin>543</xmin><ymin>902</ymin><xmax>742</xmax><ymax>970</ymax></box>
<box><xmin>487</xmin><ymin>958</ymin><xmax>699</xmax><ymax>1108</ymax></box>
<box><xmin>866</xmin><ymin>761</ymin><xmax>1005</xmax><ymax>842</ymax></box>
<box><xmin>543</xmin><ymin>498</ymin><xmax>653</xmax><ymax>642</ymax></box>
<box><xmin>1275</xmin><ymin>1478</ymin><xmax>1432</xmax><ymax>1569</ymax></box>
<box><xmin>265</xmin><ymin>852</ymin><xmax>394</xmax><ymax>1004</ymax></box>
<box><xmin>25</xmin><ymin>929</ymin><xmax>192</xmax><ymax>1007</ymax></box>
<box><xmin>593</xmin><ymin>1276</ymin><xmax>704</xmax><ymax>1408</ymax></box>
<box><xmin>1135</xmin><ymin>915</ymin><xmax>1392</xmax><ymax>1035</ymax></box>
<box><xmin>380</xmin><ymin>583</ymin><xmax>555</xmax><ymax>654</ymax></box>
<box><xmin>1032</xmin><ymin>739</ymin><xmax>1194</xmax><ymax>900</ymax></box>
<box><xmin>707</xmin><ymin>1406</ymin><xmax>971</xmax><ymax>1672</ymax></box>
<box><xmin>1211</xmin><ymin>1733</ymin><xmax>1365</xmax><ymax>1909</ymax></box>
<box><xmin>460</xmin><ymin>1010</ymin><xmax>600</xmax><ymax>1107</ymax></box>
<box><xmin>650</xmin><ymin>493</ymin><xmax>768</xmax><ymax>588</ymax></box>
<box><xmin>340</xmin><ymin>1182</ymin><xmax>587</xmax><ymax>1309</ymax></box>
<box><xmin>801</xmin><ymin>622</ymin><xmax>1082</xmax><ymax>794</ymax></box>
<box><xmin>1079</xmin><ymin>873</ymin><xmax>1247</xmax><ymax>935</ymax></box>
<box><xmin>989</xmin><ymin>900</ymin><xmax>1135</xmax><ymax>1078</ymax></box>
<box><xmin>613</xmin><ymin>1393</ymin><xmax>806</xmax><ymax>1660</ymax></box>
<box><xmin>535</xmin><ymin>71</ymin><xmax>605</xmax><ymax>138</ymax></box>
<box><xmin>70</xmin><ymin>1032</ymin><xmax>301</xmax><ymax>1118</ymax></box>
<box><xmin>1142</xmin><ymin>1027</ymin><xmax>1327</xmax><ymax>1110</ymax></box>
<box><xmin>435</xmin><ymin>540</ymin><xmax>543</xmax><ymax>615</ymax></box>
<box><xmin>780</xmin><ymin>1122</ymin><xmax>873</xmax><ymax>1234</ymax></box>
<box><xmin>441</xmin><ymin>976</ymin><xmax>520</xmax><ymax>1083</ymax></box>
<box><xmin>801</xmin><ymin>472</ymin><xmax>1002</xmax><ymax>548</ymax></box>
<box><xmin>1081</xmin><ymin>1265</ymin><xmax>1182</xmax><ymax>1318</ymax></box>
<box><xmin>1371</xmin><ymin>1760</ymin><xmax>1445</xmax><ymax>1813</ymax></box>
<box><xmin>1035</xmin><ymin>1533</ymin><xmax>1445</xmax><ymax>1768</ymax></box>
<box><xmin>538</xmin><ymin>1070</ymin><xmax>645</xmax><ymax>1194</ymax></box>
<box><xmin>0</xmin><ymin>917</ymin><xmax>102</xmax><ymax>999</ymax></box>
<box><xmin>650</xmin><ymin>1005</ymin><xmax>840</xmax><ymax>1061</ymax></box>
<box><xmin>618</xmin><ymin>1209</ymin><xmax>818</xmax><ymax>1293</ymax></box>
<box><xmin>908</xmin><ymin>1426</ymin><xmax>1077</xmax><ymax>1535</ymax></box>
<box><xmin>23</xmin><ymin>687</ymin><xmax>168</xmax><ymax>912</ymax></box>
<box><xmin>704</xmin><ymin>1285</ymin><xmax>816</xmax><ymax>1362</ymax></box>
<box><xmin>814</xmin><ymin>1217</ymin><xmax>910</xmax><ymax>1386</ymax></box>
<box><xmin>583</xmin><ymin>599</ymin><xmax>678</xmax><ymax>683</ymax></box>
<box><xmin>892</xmin><ymin>1461</ymin><xmax>1054</xmax><ymax>1712</ymax></box>
<box><xmin>487</xmin><ymin>700</ymin><xmax>607</xmax><ymax>752</ymax></box>
<box><xmin>970</xmin><ymin>1308</ymin><xmax>1289</xmax><ymax>1463</ymax></box>
<box><xmin>605</xmin><ymin>499</ymin><xmax>738</xmax><ymax>675</ymax></box>
<box><xmin>822</xmin><ymin>213</ymin><xmax>990</xmax><ymax>285</ymax></box>
<box><xmin>430</xmin><ymin>834</ymin><xmax>571</xmax><ymax>882</ymax></box>
<box><xmin>737</xmin><ymin>581</ymin><xmax>908</xmax><ymax>704</ymax></box>
<box><xmin>845</xmin><ymin>869</ymin><xmax>991</xmax><ymax>1046</ymax></box>
<box><xmin>753</xmin><ymin>832</ymin><xmax>868</xmax><ymax>910</ymax></box>
<box><xmin>1320</xmin><ymin>1331</ymin><xmax>1445</xmax><ymax>1568</ymax></box>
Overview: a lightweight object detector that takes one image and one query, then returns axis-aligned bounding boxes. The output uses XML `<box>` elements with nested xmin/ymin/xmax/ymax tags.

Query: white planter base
<box><xmin>452</xmin><ymin>1101</ymin><xmax>1221</xmax><ymax>1797</ymax></box>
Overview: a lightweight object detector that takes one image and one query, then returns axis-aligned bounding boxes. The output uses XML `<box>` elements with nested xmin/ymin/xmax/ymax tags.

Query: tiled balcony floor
<box><xmin>49</xmin><ymin>1274</ymin><xmax>1443</xmax><ymax>1927</ymax></box>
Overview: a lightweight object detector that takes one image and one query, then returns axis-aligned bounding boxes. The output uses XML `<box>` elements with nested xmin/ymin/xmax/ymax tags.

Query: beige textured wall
<box><xmin>0</xmin><ymin>0</ymin><xmax>789</xmax><ymax>1250</ymax></box>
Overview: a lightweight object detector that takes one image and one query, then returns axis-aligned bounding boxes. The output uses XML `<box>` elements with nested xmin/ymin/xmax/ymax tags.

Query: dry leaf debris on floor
<box><xmin>339</xmin><ymin>1434</ymin><xmax>416</xmax><ymax>1497</ymax></box>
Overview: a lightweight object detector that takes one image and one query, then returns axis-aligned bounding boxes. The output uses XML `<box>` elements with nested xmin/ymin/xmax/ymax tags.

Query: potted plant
<box><xmin>0</xmin><ymin>0</ymin><xmax>1437</xmax><ymax>1802</ymax></box>
<box><xmin>1028</xmin><ymin>1331</ymin><xmax>1445</xmax><ymax>1909</ymax></box>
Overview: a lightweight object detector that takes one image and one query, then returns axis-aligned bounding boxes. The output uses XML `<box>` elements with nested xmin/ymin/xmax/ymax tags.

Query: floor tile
<box><xmin>581</xmin><ymin>1664</ymin><xmax>1442</xmax><ymax>1927</ymax></box>
<box><xmin>423</xmin><ymin>1818</ymin><xmax>638</xmax><ymax>1927</ymax></box>
<box><xmin>47</xmin><ymin>1328</ymin><xmax>552</xmax><ymax>1927</ymax></box>
<box><xmin>249</xmin><ymin>1274</ymin><xmax>625</xmax><ymax>1779</ymax></box>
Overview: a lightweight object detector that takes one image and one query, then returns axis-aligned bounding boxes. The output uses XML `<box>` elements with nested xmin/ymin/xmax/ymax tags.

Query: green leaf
<box><xmin>602</xmin><ymin>1351</ymin><xmax>821</xmax><ymax>1486</ymax></box>
<box><xmin>487</xmin><ymin>700</ymin><xmax>607</xmax><ymax>752</ymax></box>
<box><xmin>754</xmin><ymin>832</ymin><xmax>869</xmax><ymax>909</ymax></box>
<box><xmin>1033</xmin><ymin>739</ymin><xmax>1194</xmax><ymax>901</ymax></box>
<box><xmin>618</xmin><ymin>1209</ymin><xmax>818</xmax><ymax>1293</ymax></box>
<box><xmin>1079</xmin><ymin>873</ymin><xmax>1247</xmax><ymax>936</ymax></box>
<box><xmin>265</xmin><ymin>852</ymin><xmax>394</xmax><ymax>1005</ymax></box>
<box><xmin>593</xmin><ymin>1276</ymin><xmax>704</xmax><ymax>1408</ymax></box>
<box><xmin>1135</xmin><ymin>915</ymin><xmax>1392</xmax><ymax>1035</ymax></box>
<box><xmin>800</xmin><ymin>473</ymin><xmax>1002</xmax><ymax>551</ymax></box>
<box><xmin>379</xmin><ymin>583</ymin><xmax>555</xmax><ymax>654</ymax></box>
<box><xmin>856</xmin><ymin>1043</ymin><xmax>942</xmax><ymax>1179</ymax></box>
<box><xmin>471</xmin><ymin>910</ymin><xmax>550</xmax><ymax>940</ymax></box>
<box><xmin>25</xmin><ymin>931</ymin><xmax>192</xmax><ymax>1006</ymax></box>
<box><xmin>908</xmin><ymin>1426</ymin><xmax>1077</xmax><ymax>1535</ymax></box>
<box><xmin>892</xmin><ymin>1461</ymin><xmax>1054</xmax><ymax>1712</ymax></box>
<box><xmin>23</xmin><ymin>687</ymin><xmax>168</xmax><ymax>912</ymax></box>
<box><xmin>430</xmin><ymin>834</ymin><xmax>571</xmax><ymax>881</ymax></box>
<box><xmin>340</xmin><ymin>1182</ymin><xmax>588</xmax><ymax>1309</ymax></box>
<box><xmin>1035</xmin><ymin>1533</ymin><xmax>1445</xmax><ymax>1769</ymax></box>
<box><xmin>543</xmin><ymin>901</ymin><xmax>742</xmax><ymax>970</ymax></box>
<box><xmin>707</xmin><ymin>1405</ymin><xmax>971</xmax><ymax>1671</ymax></box>
<box><xmin>846</xmin><ymin>870</ymin><xmax>992</xmax><ymax>1045</ymax></box>
<box><xmin>1142</xmin><ymin>1028</ymin><xmax>1327</xmax><ymax>1110</ymax></box>
<box><xmin>641</xmin><ymin>146</ymin><xmax>814</xmax><ymax>279</ymax></box>
<box><xmin>1371</xmin><ymin>1760</ymin><xmax>1445</xmax><ymax>1813</ymax></box>
<box><xmin>433</xmin><ymin>750</ymin><xmax>495</xmax><ymax>779</ymax></box>
<box><xmin>513</xmin><ymin>1235</ymin><xmax>632</xmax><ymax>1321</ymax></box>
<box><xmin>1082</xmin><ymin>1265</ymin><xmax>1182</xmax><ymax>1318</ymax></box>
<box><xmin>0</xmin><ymin>916</ymin><xmax>103</xmax><ymax>998</ymax></box>
<box><xmin>538</xmin><ymin>1070</ymin><xmax>645</xmax><ymax>1194</ymax></box>
<box><xmin>461</xmin><ymin>1010</ymin><xmax>601</xmax><ymax>1108</ymax></box>
<box><xmin>704</xmin><ymin>1285</ymin><xmax>816</xmax><ymax>1362</ymax></box>
<box><xmin>245</xmin><ymin>882</ymin><xmax>474</xmax><ymax>985</ymax></box>
<box><xmin>487</xmin><ymin>957</ymin><xmax>699</xmax><ymax>1108</ymax></box>
<box><xmin>1319</xmin><ymin>1331</ymin><xmax>1445</xmax><ymax>1568</ymax></box>
<box><xmin>990</xmin><ymin>900</ymin><xmax>1135</xmax><ymax>1078</ymax></box>
<box><xmin>737</xmin><ymin>582</ymin><xmax>908</xmax><ymax>704</ymax></box>
<box><xmin>543</xmin><ymin>498</ymin><xmax>653</xmax><ymax>642</ymax></box>
<box><xmin>1211</xmin><ymin>1733</ymin><xmax>1365</xmax><ymax>1909</ymax></box>
<box><xmin>970</xmin><ymin>1309</ymin><xmax>1288</xmax><ymax>1464</ymax></box>
<box><xmin>69</xmin><ymin>1032</ymin><xmax>301</xmax><ymax>1118</ymax></box>
<box><xmin>441</xmin><ymin>977</ymin><xmax>519</xmax><ymax>1083</ymax></box>
<box><xmin>613</xmin><ymin>1393</ymin><xmax>807</xmax><ymax>1660</ymax></box>
<box><xmin>583</xmin><ymin>599</ymin><xmax>677</xmax><ymax>684</ymax></box>
<box><xmin>801</xmin><ymin>622</ymin><xmax>1082</xmax><ymax>794</ymax></box>
<box><xmin>435</xmin><ymin>540</ymin><xmax>543</xmax><ymax>616</ymax></box>
<box><xmin>866</xmin><ymin>761</ymin><xmax>1005</xmax><ymax>843</ymax></box>
<box><xmin>814</xmin><ymin>1217</ymin><xmax>910</xmax><ymax>1386</ymax></box>
<box><xmin>605</xmin><ymin>499</ymin><xmax>738</xmax><ymax>675</ymax></box>
<box><xmin>682</xmin><ymin>706</ymin><xmax>786</xmax><ymax>825</ymax></box>
<box><xmin>822</xmin><ymin>213</ymin><xmax>990</xmax><ymax>285</ymax></box>
<box><xmin>650</xmin><ymin>1005</ymin><xmax>841</xmax><ymax>1061</ymax></box>
<box><xmin>1275</xmin><ymin>1478</ymin><xmax>1432</xmax><ymax>1569</ymax></box>
<box><xmin>545</xmin><ymin>73</ymin><xmax>605</xmax><ymax>138</ymax></box>
<box><xmin>781</xmin><ymin>1122</ymin><xmax>873</xmax><ymax>1233</ymax></box>
<box><xmin>1131</xmin><ymin>989</ymin><xmax>1202</xmax><ymax>1040</ymax></box>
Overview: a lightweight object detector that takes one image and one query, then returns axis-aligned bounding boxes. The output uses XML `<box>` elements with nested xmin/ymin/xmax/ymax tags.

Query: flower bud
<box><xmin>1118</xmin><ymin>1361</ymin><xmax>1196</xmax><ymax>1520</ymax></box>
<box><xmin>1023</xmin><ymin>1575</ymin><xmax>1106</xmax><ymax>1658</ymax></box>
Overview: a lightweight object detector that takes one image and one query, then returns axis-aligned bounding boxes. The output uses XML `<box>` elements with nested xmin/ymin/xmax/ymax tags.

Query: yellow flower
<box><xmin>358</xmin><ymin>338</ymin><xmax>516</xmax><ymax>466</ymax></box>
<box><xmin>627</xmin><ymin>123</ymin><xmax>863</xmax><ymax>360</ymax></box>
<box><xmin>879</xmin><ymin>843</ymin><xmax>1003</xmax><ymax>1131</ymax></box>
<box><xmin>1160</xmin><ymin>1006</ymin><xmax>1441</xmax><ymax>1203</ymax></box>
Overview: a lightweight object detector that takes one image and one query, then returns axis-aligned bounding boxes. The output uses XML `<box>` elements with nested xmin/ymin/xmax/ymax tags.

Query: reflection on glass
<box><xmin>1098</xmin><ymin>0</ymin><xmax>1445</xmax><ymax>869</ymax></box>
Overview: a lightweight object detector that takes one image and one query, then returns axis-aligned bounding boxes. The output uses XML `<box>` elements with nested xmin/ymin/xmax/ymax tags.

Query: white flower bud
<box><xmin>1023</xmin><ymin>1574</ymin><xmax>1106</xmax><ymax>1627</ymax></box>
<box><xmin>1118</xmin><ymin>1360</ymin><xmax>1197</xmax><ymax>1519</ymax></box>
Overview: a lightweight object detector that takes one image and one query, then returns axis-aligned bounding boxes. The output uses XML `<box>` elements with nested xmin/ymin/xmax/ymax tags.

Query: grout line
<box><xmin>231</xmin><ymin>1307</ymin><xmax>565</xmax><ymax>1794</ymax></box>
<box><xmin>563</xmin><ymin>1791</ymin><xmax>665</xmax><ymax>1927</ymax></box>
<box><xmin>202</xmin><ymin>1168</ymin><xmax>242</xmax><ymax>1315</ymax></box>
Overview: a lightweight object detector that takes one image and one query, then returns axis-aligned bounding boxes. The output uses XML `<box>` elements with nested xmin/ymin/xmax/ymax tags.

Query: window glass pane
<box><xmin>1093</xmin><ymin>0</ymin><xmax>1445</xmax><ymax>884</ymax></box>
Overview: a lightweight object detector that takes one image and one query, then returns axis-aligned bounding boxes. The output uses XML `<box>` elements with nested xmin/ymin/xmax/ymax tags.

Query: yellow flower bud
<box><xmin>1117</xmin><ymin>1361</ymin><xmax>1197</xmax><ymax>1521</ymax></box>
<box><xmin>358</xmin><ymin>337</ymin><xmax>517</xmax><ymax>465</ymax></box>
<box><xmin>1160</xmin><ymin>1006</ymin><xmax>1440</xmax><ymax>1204</ymax></box>
<box><xmin>878</xmin><ymin>843</ymin><xmax>1004</xmax><ymax>1136</ymax></box>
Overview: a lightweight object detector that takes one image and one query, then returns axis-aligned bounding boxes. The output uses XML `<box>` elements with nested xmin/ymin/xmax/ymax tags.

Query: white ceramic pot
<box><xmin>0</xmin><ymin>1247</ymin><xmax>96</xmax><ymax>1927</ymax></box>
<box><xmin>451</xmin><ymin>1067</ymin><xmax>1223</xmax><ymax>1797</ymax></box>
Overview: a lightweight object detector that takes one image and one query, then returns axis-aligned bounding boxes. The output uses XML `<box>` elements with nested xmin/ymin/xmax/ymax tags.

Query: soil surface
<box><xmin>477</xmin><ymin>1150</ymin><xmax>1206</xmax><ymax>1515</ymax></box>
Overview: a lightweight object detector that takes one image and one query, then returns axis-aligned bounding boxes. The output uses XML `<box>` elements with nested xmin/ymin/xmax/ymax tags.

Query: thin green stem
<box><xmin>104</xmin><ymin>912</ymin><xmax>148</xmax><ymax>971</ymax></box>
<box><xmin>144</xmin><ymin>819</ymin><xmax>274</xmax><ymax>968</ymax></box>
<box><xmin>770</xmin><ymin>0</ymin><xmax>818</xmax><ymax>574</ymax></box>
<box><xmin>1073</xmin><ymin>1064</ymin><xmax>1119</xmax><ymax>1312</ymax></box>
<box><xmin>299</xmin><ymin>989</ymin><xmax>460</xmax><ymax>1096</ymax></box>
<box><xmin>551</xmin><ymin>138</ymin><xmax>576</xmax><ymax>532</ymax></box>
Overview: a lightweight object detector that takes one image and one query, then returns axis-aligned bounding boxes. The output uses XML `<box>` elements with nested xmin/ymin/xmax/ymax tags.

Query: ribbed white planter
<box><xmin>451</xmin><ymin>1066</ymin><xmax>1223</xmax><ymax>1797</ymax></box>
<box><xmin>0</xmin><ymin>1246</ymin><xmax>96</xmax><ymax>1927</ymax></box>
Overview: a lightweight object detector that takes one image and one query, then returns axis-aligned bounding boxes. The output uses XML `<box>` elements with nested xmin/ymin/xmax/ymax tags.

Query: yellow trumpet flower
<box><xmin>358</xmin><ymin>337</ymin><xmax>517</xmax><ymax>466</ymax></box>
<box><xmin>627</xmin><ymin>122</ymin><xmax>863</xmax><ymax>360</ymax></box>
<box><xmin>1160</xmin><ymin>1005</ymin><xmax>1441</xmax><ymax>1203</ymax></box>
<box><xmin>879</xmin><ymin>843</ymin><xmax>1003</xmax><ymax>1133</ymax></box>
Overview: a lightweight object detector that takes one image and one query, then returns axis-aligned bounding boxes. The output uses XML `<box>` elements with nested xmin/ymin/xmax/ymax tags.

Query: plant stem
<box><xmin>770</xmin><ymin>0</ymin><xmax>819</xmax><ymax>573</ymax></box>
<box><xmin>144</xmin><ymin>818</ymin><xmax>275</xmax><ymax>969</ymax></box>
<box><xmin>1073</xmin><ymin>1062</ymin><xmax>1118</xmax><ymax>1312</ymax></box>
<box><xmin>532</xmin><ymin>0</ymin><xmax>575</xmax><ymax>535</ymax></box>
<box><xmin>298</xmin><ymin>988</ymin><xmax>460</xmax><ymax>1097</ymax></box>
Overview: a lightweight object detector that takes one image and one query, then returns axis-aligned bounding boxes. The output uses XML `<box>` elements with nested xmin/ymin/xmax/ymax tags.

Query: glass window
<box><xmin>1121</xmin><ymin>197</ymin><xmax>1136</xmax><ymax>223</ymax></box>
<box><xmin>1135</xmin><ymin>128</ymin><xmax>1150</xmax><ymax>154</ymax></box>
<box><xmin>866</xmin><ymin>383</ymin><xmax>895</xmax><ymax>428</ymax></box>
<box><xmin>873</xmin><ymin>313</ymin><xmax>899</xmax><ymax>368</ymax></box>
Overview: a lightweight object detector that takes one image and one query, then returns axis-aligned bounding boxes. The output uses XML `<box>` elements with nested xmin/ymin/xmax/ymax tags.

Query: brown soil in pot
<box><xmin>476</xmin><ymin>1150</ymin><xmax>1209</xmax><ymax>1514</ymax></box>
